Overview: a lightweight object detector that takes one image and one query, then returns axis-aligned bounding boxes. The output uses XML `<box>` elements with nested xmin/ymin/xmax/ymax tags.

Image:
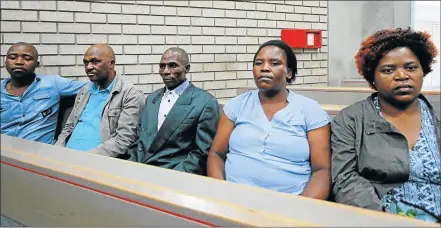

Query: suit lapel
<box><xmin>146</xmin><ymin>89</ymin><xmax>164</xmax><ymax>147</ymax></box>
<box><xmin>148</xmin><ymin>84</ymin><xmax>195</xmax><ymax>154</ymax></box>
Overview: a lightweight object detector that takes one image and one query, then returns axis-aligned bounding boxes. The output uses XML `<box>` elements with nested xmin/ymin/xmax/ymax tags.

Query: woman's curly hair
<box><xmin>354</xmin><ymin>27</ymin><xmax>438</xmax><ymax>88</ymax></box>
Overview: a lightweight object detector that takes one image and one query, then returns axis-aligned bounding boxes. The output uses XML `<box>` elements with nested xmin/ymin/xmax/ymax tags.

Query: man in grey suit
<box><xmin>56</xmin><ymin>44</ymin><xmax>145</xmax><ymax>158</ymax></box>
<box><xmin>129</xmin><ymin>47</ymin><xmax>219</xmax><ymax>175</ymax></box>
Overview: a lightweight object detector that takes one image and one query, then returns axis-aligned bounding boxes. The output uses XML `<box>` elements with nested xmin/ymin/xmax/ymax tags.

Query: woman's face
<box><xmin>374</xmin><ymin>47</ymin><xmax>424</xmax><ymax>106</ymax></box>
<box><xmin>253</xmin><ymin>45</ymin><xmax>292</xmax><ymax>92</ymax></box>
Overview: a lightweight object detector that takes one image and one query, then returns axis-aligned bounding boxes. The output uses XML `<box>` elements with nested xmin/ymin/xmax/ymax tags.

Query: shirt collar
<box><xmin>253</xmin><ymin>89</ymin><xmax>296</xmax><ymax>104</ymax></box>
<box><xmin>164</xmin><ymin>80</ymin><xmax>190</xmax><ymax>98</ymax></box>
<box><xmin>1</xmin><ymin>75</ymin><xmax>41</xmax><ymax>94</ymax></box>
<box><xmin>286</xmin><ymin>90</ymin><xmax>295</xmax><ymax>103</ymax></box>
<box><xmin>90</xmin><ymin>76</ymin><xmax>116</xmax><ymax>94</ymax></box>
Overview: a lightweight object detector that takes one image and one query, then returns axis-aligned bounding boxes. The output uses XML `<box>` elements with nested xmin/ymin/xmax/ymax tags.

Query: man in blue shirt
<box><xmin>55</xmin><ymin>44</ymin><xmax>145</xmax><ymax>158</ymax></box>
<box><xmin>1</xmin><ymin>42</ymin><xmax>86</xmax><ymax>144</ymax></box>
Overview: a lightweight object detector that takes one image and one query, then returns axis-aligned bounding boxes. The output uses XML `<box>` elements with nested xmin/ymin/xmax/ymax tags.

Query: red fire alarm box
<box><xmin>281</xmin><ymin>29</ymin><xmax>322</xmax><ymax>48</ymax></box>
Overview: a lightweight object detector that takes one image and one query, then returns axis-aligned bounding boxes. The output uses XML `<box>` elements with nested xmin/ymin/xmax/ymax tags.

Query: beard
<box><xmin>9</xmin><ymin>70</ymin><xmax>36</xmax><ymax>86</ymax></box>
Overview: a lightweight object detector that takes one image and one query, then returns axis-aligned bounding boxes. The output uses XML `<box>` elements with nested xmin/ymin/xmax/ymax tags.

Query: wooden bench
<box><xmin>237</xmin><ymin>86</ymin><xmax>440</xmax><ymax>116</ymax></box>
<box><xmin>218</xmin><ymin>99</ymin><xmax>344</xmax><ymax>119</ymax></box>
<box><xmin>2</xmin><ymin>135</ymin><xmax>435</xmax><ymax>227</ymax></box>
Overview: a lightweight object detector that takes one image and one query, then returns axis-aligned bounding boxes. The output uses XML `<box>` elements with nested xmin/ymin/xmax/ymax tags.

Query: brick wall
<box><xmin>0</xmin><ymin>0</ymin><xmax>328</xmax><ymax>98</ymax></box>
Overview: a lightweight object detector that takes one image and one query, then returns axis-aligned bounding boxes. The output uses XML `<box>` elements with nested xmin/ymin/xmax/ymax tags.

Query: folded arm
<box><xmin>331</xmin><ymin>112</ymin><xmax>382</xmax><ymax>210</ymax></box>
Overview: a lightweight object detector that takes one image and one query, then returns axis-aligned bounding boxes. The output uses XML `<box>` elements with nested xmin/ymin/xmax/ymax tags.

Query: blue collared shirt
<box><xmin>1</xmin><ymin>75</ymin><xmax>86</xmax><ymax>144</ymax></box>
<box><xmin>223</xmin><ymin>90</ymin><xmax>330</xmax><ymax>194</ymax></box>
<box><xmin>66</xmin><ymin>78</ymin><xmax>115</xmax><ymax>151</ymax></box>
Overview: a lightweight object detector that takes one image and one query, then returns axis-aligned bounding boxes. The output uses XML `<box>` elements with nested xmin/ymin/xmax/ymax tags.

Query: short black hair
<box><xmin>8</xmin><ymin>42</ymin><xmax>39</xmax><ymax>60</ymax></box>
<box><xmin>253</xmin><ymin>40</ymin><xmax>298</xmax><ymax>84</ymax></box>
<box><xmin>164</xmin><ymin>47</ymin><xmax>189</xmax><ymax>66</ymax></box>
<box><xmin>355</xmin><ymin>27</ymin><xmax>438</xmax><ymax>89</ymax></box>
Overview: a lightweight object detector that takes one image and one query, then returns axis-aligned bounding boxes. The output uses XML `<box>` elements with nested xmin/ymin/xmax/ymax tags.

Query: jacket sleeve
<box><xmin>127</xmin><ymin>96</ymin><xmax>150</xmax><ymax>162</ymax></box>
<box><xmin>173</xmin><ymin>97</ymin><xmax>220</xmax><ymax>175</ymax></box>
<box><xmin>54</xmin><ymin>88</ymin><xmax>84</xmax><ymax>147</ymax></box>
<box><xmin>331</xmin><ymin>110</ymin><xmax>382</xmax><ymax>211</ymax></box>
<box><xmin>91</xmin><ymin>89</ymin><xmax>146</xmax><ymax>157</ymax></box>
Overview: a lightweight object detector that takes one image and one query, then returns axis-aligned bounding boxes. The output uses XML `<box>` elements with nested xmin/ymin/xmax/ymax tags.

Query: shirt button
<box><xmin>168</xmin><ymin>100</ymin><xmax>170</xmax><ymax>102</ymax></box>
<box><xmin>164</xmin><ymin>114</ymin><xmax>167</xmax><ymax>117</ymax></box>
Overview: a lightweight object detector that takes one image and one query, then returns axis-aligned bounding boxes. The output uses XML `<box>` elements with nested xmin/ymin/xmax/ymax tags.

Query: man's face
<box><xmin>83</xmin><ymin>47</ymin><xmax>114</xmax><ymax>84</ymax></box>
<box><xmin>159</xmin><ymin>51</ymin><xmax>189</xmax><ymax>90</ymax></box>
<box><xmin>5</xmin><ymin>44</ymin><xmax>39</xmax><ymax>80</ymax></box>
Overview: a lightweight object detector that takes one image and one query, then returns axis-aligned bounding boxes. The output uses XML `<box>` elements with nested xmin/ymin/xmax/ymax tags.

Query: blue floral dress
<box><xmin>374</xmin><ymin>96</ymin><xmax>441</xmax><ymax>223</ymax></box>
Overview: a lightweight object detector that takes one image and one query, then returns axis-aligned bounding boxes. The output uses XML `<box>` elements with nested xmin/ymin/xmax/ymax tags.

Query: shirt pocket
<box><xmin>0</xmin><ymin>104</ymin><xmax>11</xmax><ymax>112</ymax></box>
<box><xmin>287</xmin><ymin>119</ymin><xmax>307</xmax><ymax>137</ymax></box>
<box><xmin>0</xmin><ymin>103</ymin><xmax>14</xmax><ymax>124</ymax></box>
<box><xmin>358</xmin><ymin>134</ymin><xmax>395</xmax><ymax>181</ymax></box>
<box><xmin>30</xmin><ymin>92</ymin><xmax>52</xmax><ymax>114</ymax></box>
<box><xmin>181</xmin><ymin>116</ymin><xmax>196</xmax><ymax>125</ymax></box>
<box><xmin>108</xmin><ymin>108</ymin><xmax>121</xmax><ymax>132</ymax></box>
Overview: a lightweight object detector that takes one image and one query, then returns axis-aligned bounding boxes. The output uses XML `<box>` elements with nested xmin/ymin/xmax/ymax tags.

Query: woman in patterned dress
<box><xmin>331</xmin><ymin>27</ymin><xmax>440</xmax><ymax>223</ymax></box>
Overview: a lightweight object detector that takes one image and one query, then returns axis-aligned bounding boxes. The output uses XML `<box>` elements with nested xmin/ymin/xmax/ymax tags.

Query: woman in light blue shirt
<box><xmin>207</xmin><ymin>40</ymin><xmax>331</xmax><ymax>199</ymax></box>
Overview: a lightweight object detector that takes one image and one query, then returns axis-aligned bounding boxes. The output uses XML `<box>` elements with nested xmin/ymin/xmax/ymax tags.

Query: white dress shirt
<box><xmin>157</xmin><ymin>80</ymin><xmax>190</xmax><ymax>131</ymax></box>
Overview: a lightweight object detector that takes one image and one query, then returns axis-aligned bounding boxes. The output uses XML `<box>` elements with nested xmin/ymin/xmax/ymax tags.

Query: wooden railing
<box><xmin>1</xmin><ymin>135</ymin><xmax>438</xmax><ymax>227</ymax></box>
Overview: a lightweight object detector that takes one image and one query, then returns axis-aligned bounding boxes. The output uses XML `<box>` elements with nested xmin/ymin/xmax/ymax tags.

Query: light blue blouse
<box><xmin>223</xmin><ymin>90</ymin><xmax>330</xmax><ymax>194</ymax></box>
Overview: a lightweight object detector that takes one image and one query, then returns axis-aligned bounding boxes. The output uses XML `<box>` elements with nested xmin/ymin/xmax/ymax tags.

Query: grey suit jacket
<box><xmin>55</xmin><ymin>74</ymin><xmax>146</xmax><ymax>157</ymax></box>
<box><xmin>129</xmin><ymin>83</ymin><xmax>219</xmax><ymax>175</ymax></box>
